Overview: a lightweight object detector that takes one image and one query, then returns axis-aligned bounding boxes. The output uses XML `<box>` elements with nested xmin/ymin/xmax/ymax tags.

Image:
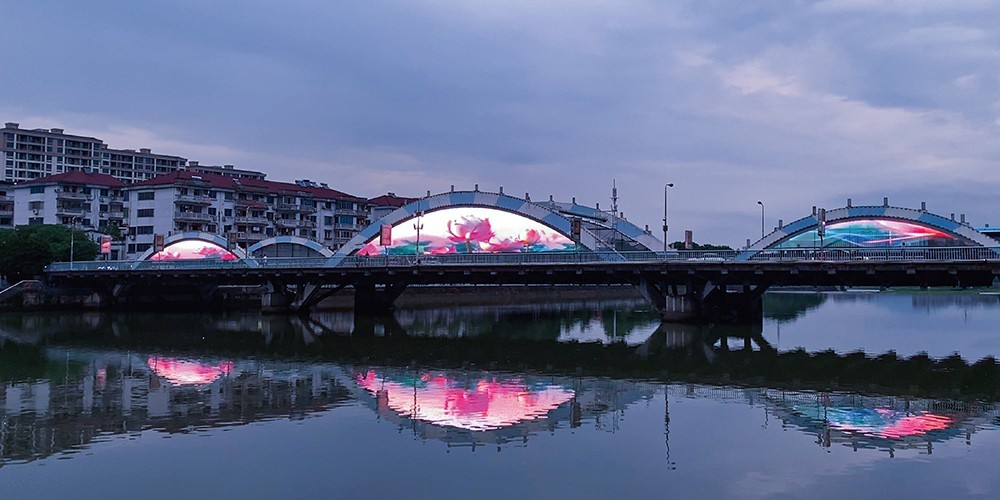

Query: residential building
<box><xmin>124</xmin><ymin>171</ymin><xmax>369</xmax><ymax>257</ymax></box>
<box><xmin>2</xmin><ymin>122</ymin><xmax>188</xmax><ymax>185</ymax></box>
<box><xmin>0</xmin><ymin>181</ymin><xmax>13</xmax><ymax>228</ymax></box>
<box><xmin>101</xmin><ymin>147</ymin><xmax>187</xmax><ymax>183</ymax></box>
<box><xmin>186</xmin><ymin>162</ymin><xmax>266</xmax><ymax>180</ymax></box>
<box><xmin>2</xmin><ymin>123</ymin><xmax>104</xmax><ymax>183</ymax></box>
<box><xmin>11</xmin><ymin>171</ymin><xmax>127</xmax><ymax>231</ymax></box>
<box><xmin>368</xmin><ymin>192</ymin><xmax>417</xmax><ymax>221</ymax></box>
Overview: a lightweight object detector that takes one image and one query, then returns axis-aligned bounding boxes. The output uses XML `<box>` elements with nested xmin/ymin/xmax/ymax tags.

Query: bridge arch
<box><xmin>737</xmin><ymin>204</ymin><xmax>999</xmax><ymax>260</ymax></box>
<box><xmin>330</xmin><ymin>190</ymin><xmax>662</xmax><ymax>264</ymax></box>
<box><xmin>136</xmin><ymin>231</ymin><xmax>248</xmax><ymax>262</ymax></box>
<box><xmin>247</xmin><ymin>236</ymin><xmax>333</xmax><ymax>258</ymax></box>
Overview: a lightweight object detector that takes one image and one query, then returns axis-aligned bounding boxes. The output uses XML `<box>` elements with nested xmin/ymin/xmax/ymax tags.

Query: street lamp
<box><xmin>69</xmin><ymin>217</ymin><xmax>78</xmax><ymax>270</ymax></box>
<box><xmin>662</xmin><ymin>183</ymin><xmax>674</xmax><ymax>252</ymax></box>
<box><xmin>757</xmin><ymin>201</ymin><xmax>765</xmax><ymax>240</ymax></box>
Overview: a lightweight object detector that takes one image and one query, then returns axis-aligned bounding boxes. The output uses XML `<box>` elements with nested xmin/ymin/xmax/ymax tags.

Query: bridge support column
<box><xmin>354</xmin><ymin>282</ymin><xmax>408</xmax><ymax>313</ymax></box>
<box><xmin>637</xmin><ymin>278</ymin><xmax>767</xmax><ymax>324</ymax></box>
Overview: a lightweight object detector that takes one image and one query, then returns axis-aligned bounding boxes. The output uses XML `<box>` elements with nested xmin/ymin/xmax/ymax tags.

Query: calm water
<box><xmin>2</xmin><ymin>292</ymin><xmax>1000</xmax><ymax>499</ymax></box>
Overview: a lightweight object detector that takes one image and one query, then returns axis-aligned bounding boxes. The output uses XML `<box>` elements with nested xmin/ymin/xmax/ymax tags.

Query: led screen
<box><xmin>147</xmin><ymin>357</ymin><xmax>234</xmax><ymax>386</ymax></box>
<box><xmin>149</xmin><ymin>240</ymin><xmax>239</xmax><ymax>260</ymax></box>
<box><xmin>355</xmin><ymin>370</ymin><xmax>575</xmax><ymax>431</ymax></box>
<box><xmin>776</xmin><ymin>219</ymin><xmax>961</xmax><ymax>248</ymax></box>
<box><xmin>358</xmin><ymin>206</ymin><xmax>575</xmax><ymax>255</ymax></box>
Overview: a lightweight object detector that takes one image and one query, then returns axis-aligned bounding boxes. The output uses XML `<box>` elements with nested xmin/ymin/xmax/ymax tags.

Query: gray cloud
<box><xmin>2</xmin><ymin>0</ymin><xmax>999</xmax><ymax>245</ymax></box>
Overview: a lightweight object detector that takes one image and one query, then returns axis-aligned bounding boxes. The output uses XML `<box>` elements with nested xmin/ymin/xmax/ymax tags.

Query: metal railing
<box><xmin>174</xmin><ymin>211</ymin><xmax>213</xmax><ymax>221</ymax></box>
<box><xmin>44</xmin><ymin>246</ymin><xmax>1000</xmax><ymax>273</ymax></box>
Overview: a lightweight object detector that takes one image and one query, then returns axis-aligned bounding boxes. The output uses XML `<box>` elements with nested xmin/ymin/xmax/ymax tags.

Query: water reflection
<box><xmin>3</xmin><ymin>291</ymin><xmax>1000</xmax><ymax>471</ymax></box>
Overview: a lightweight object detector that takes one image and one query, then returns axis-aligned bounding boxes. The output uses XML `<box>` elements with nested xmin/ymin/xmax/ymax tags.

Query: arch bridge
<box><xmin>43</xmin><ymin>199</ymin><xmax>1000</xmax><ymax>323</ymax></box>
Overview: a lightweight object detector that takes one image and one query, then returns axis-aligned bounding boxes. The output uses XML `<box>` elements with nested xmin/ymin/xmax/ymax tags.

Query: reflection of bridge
<box><xmin>30</xmin><ymin>197</ymin><xmax>1000</xmax><ymax>322</ymax></box>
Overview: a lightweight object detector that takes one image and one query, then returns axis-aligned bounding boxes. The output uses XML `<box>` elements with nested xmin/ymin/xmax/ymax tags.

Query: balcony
<box><xmin>274</xmin><ymin>203</ymin><xmax>300</xmax><ymax>212</ymax></box>
<box><xmin>56</xmin><ymin>190</ymin><xmax>90</xmax><ymax>201</ymax></box>
<box><xmin>105</xmin><ymin>211</ymin><xmax>126</xmax><ymax>220</ymax></box>
<box><xmin>234</xmin><ymin>215</ymin><xmax>270</xmax><ymax>226</ymax></box>
<box><xmin>274</xmin><ymin>218</ymin><xmax>298</xmax><ymax>228</ymax></box>
<box><xmin>55</xmin><ymin>206</ymin><xmax>87</xmax><ymax>216</ymax></box>
<box><xmin>235</xmin><ymin>232</ymin><xmax>266</xmax><ymax>242</ymax></box>
<box><xmin>298</xmin><ymin>220</ymin><xmax>318</xmax><ymax>229</ymax></box>
<box><xmin>0</xmin><ymin>207</ymin><xmax>13</xmax><ymax>216</ymax></box>
<box><xmin>174</xmin><ymin>211</ymin><xmax>213</xmax><ymax>222</ymax></box>
<box><xmin>336</xmin><ymin>208</ymin><xmax>369</xmax><ymax>217</ymax></box>
<box><xmin>0</xmin><ymin>195</ymin><xmax>12</xmax><ymax>203</ymax></box>
<box><xmin>174</xmin><ymin>194</ymin><xmax>213</xmax><ymax>205</ymax></box>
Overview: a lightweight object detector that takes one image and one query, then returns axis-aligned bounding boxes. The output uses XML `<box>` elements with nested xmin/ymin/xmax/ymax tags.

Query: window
<box><xmin>30</xmin><ymin>186</ymin><xmax>44</xmax><ymax>194</ymax></box>
<box><xmin>135</xmin><ymin>226</ymin><xmax>154</xmax><ymax>235</ymax></box>
<box><xmin>336</xmin><ymin>216</ymin><xmax>353</xmax><ymax>224</ymax></box>
<box><xmin>208</xmin><ymin>207</ymin><xmax>217</xmax><ymax>216</ymax></box>
<box><xmin>224</xmin><ymin>209</ymin><xmax>232</xmax><ymax>217</ymax></box>
<box><xmin>324</xmin><ymin>216</ymin><xmax>333</xmax><ymax>225</ymax></box>
<box><xmin>137</xmin><ymin>209</ymin><xmax>155</xmax><ymax>218</ymax></box>
<box><xmin>28</xmin><ymin>217</ymin><xmax>44</xmax><ymax>225</ymax></box>
<box><xmin>29</xmin><ymin>201</ymin><xmax>44</xmax><ymax>210</ymax></box>
<box><xmin>137</xmin><ymin>191</ymin><xmax>155</xmax><ymax>201</ymax></box>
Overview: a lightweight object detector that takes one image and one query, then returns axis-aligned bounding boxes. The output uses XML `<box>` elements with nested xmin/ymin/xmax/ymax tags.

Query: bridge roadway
<box><xmin>44</xmin><ymin>248</ymin><xmax>1000</xmax><ymax>322</ymax></box>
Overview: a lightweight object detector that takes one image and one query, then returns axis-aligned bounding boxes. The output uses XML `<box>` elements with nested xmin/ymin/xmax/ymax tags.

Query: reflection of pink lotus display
<box><xmin>356</xmin><ymin>370</ymin><xmax>575</xmax><ymax>431</ymax></box>
<box><xmin>148</xmin><ymin>357</ymin><xmax>234</xmax><ymax>386</ymax></box>
<box><xmin>150</xmin><ymin>240</ymin><xmax>238</xmax><ymax>261</ymax></box>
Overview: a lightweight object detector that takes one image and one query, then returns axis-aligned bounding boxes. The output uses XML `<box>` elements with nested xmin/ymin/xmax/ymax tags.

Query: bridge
<box><xmin>34</xmin><ymin>191</ymin><xmax>1000</xmax><ymax>322</ymax></box>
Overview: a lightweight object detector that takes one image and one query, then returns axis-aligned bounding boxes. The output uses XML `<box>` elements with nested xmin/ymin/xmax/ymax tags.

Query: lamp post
<box><xmin>413</xmin><ymin>196</ymin><xmax>424</xmax><ymax>263</ymax></box>
<box><xmin>662</xmin><ymin>183</ymin><xmax>674</xmax><ymax>253</ymax></box>
<box><xmin>757</xmin><ymin>200</ymin><xmax>765</xmax><ymax>240</ymax></box>
<box><xmin>69</xmin><ymin>217</ymin><xmax>78</xmax><ymax>270</ymax></box>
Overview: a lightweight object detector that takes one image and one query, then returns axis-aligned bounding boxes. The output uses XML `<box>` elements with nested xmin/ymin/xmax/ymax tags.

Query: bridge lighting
<box><xmin>757</xmin><ymin>201</ymin><xmax>764</xmax><ymax>240</ymax></box>
<box><xmin>663</xmin><ymin>183</ymin><xmax>674</xmax><ymax>252</ymax></box>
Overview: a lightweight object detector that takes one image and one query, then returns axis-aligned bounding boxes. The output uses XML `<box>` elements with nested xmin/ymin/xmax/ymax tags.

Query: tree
<box><xmin>669</xmin><ymin>241</ymin><xmax>734</xmax><ymax>251</ymax></box>
<box><xmin>0</xmin><ymin>225</ymin><xmax>99</xmax><ymax>281</ymax></box>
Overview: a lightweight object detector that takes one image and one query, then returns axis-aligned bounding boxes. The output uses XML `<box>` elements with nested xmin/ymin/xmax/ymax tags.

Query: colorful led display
<box><xmin>147</xmin><ymin>357</ymin><xmax>234</xmax><ymax>386</ymax></box>
<box><xmin>358</xmin><ymin>207</ymin><xmax>576</xmax><ymax>255</ymax></box>
<box><xmin>355</xmin><ymin>370</ymin><xmax>575</xmax><ymax>431</ymax></box>
<box><xmin>149</xmin><ymin>240</ymin><xmax>239</xmax><ymax>261</ymax></box>
<box><xmin>776</xmin><ymin>219</ymin><xmax>961</xmax><ymax>248</ymax></box>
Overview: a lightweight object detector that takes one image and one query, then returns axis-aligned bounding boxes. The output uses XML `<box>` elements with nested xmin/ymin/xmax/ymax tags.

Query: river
<box><xmin>1</xmin><ymin>291</ymin><xmax>999</xmax><ymax>499</ymax></box>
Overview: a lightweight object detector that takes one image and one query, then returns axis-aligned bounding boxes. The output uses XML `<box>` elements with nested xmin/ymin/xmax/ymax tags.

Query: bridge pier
<box><xmin>636</xmin><ymin>278</ymin><xmax>767</xmax><ymax>324</ymax></box>
<box><xmin>353</xmin><ymin>281</ymin><xmax>408</xmax><ymax>314</ymax></box>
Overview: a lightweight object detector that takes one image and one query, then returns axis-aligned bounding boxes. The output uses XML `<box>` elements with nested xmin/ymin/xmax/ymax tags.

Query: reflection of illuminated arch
<box><xmin>247</xmin><ymin>236</ymin><xmax>333</xmax><ymax>258</ymax></box>
<box><xmin>136</xmin><ymin>231</ymin><xmax>247</xmax><ymax>261</ymax></box>
<box><xmin>737</xmin><ymin>205</ymin><xmax>1000</xmax><ymax>261</ymax></box>
<box><xmin>330</xmin><ymin>191</ymin><xmax>662</xmax><ymax>264</ymax></box>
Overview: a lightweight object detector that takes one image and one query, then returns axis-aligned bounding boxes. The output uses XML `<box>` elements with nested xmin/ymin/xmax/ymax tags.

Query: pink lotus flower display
<box><xmin>149</xmin><ymin>240</ymin><xmax>239</xmax><ymax>261</ymax></box>
<box><xmin>362</xmin><ymin>207</ymin><xmax>576</xmax><ymax>256</ymax></box>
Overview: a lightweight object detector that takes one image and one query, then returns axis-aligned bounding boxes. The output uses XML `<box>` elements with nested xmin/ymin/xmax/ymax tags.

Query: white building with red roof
<box><xmin>124</xmin><ymin>171</ymin><xmax>368</xmax><ymax>257</ymax></box>
<box><xmin>12</xmin><ymin>171</ymin><xmax>127</xmax><ymax>230</ymax></box>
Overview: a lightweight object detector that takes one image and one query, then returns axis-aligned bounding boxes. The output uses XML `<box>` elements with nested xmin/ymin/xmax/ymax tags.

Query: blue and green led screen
<box><xmin>776</xmin><ymin>219</ymin><xmax>965</xmax><ymax>248</ymax></box>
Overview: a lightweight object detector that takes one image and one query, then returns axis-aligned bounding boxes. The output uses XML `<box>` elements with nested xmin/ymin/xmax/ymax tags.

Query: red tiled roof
<box><xmin>130</xmin><ymin>171</ymin><xmax>364</xmax><ymax>201</ymax></box>
<box><xmin>369</xmin><ymin>194</ymin><xmax>416</xmax><ymax>208</ymax></box>
<box><xmin>19</xmin><ymin>171</ymin><xmax>125</xmax><ymax>188</ymax></box>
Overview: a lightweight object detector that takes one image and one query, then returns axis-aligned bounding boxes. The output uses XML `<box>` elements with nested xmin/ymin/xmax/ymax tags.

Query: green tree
<box><xmin>0</xmin><ymin>225</ymin><xmax>99</xmax><ymax>281</ymax></box>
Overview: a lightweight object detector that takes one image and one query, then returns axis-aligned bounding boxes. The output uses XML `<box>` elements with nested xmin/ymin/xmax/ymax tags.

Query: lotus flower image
<box><xmin>447</xmin><ymin>216</ymin><xmax>494</xmax><ymax>252</ymax></box>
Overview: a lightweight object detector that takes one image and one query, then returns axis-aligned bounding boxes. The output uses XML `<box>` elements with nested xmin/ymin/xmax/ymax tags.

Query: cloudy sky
<box><xmin>2</xmin><ymin>0</ymin><xmax>998</xmax><ymax>245</ymax></box>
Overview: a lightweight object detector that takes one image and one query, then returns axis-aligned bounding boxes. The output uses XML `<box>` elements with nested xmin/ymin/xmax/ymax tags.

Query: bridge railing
<box><xmin>44</xmin><ymin>246</ymin><xmax>1000</xmax><ymax>272</ymax></box>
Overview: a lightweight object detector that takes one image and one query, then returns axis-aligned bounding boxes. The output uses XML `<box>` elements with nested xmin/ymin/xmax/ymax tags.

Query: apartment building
<box><xmin>0</xmin><ymin>181</ymin><xmax>12</xmax><ymax>228</ymax></box>
<box><xmin>186</xmin><ymin>162</ymin><xmax>266</xmax><ymax>180</ymax></box>
<box><xmin>2</xmin><ymin>123</ymin><xmax>104</xmax><ymax>183</ymax></box>
<box><xmin>2</xmin><ymin>122</ymin><xmax>188</xmax><ymax>185</ymax></box>
<box><xmin>124</xmin><ymin>171</ymin><xmax>369</xmax><ymax>257</ymax></box>
<box><xmin>11</xmin><ymin>171</ymin><xmax>127</xmax><ymax>231</ymax></box>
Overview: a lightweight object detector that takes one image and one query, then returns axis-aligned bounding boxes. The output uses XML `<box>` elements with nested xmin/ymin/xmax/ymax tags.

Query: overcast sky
<box><xmin>2</xmin><ymin>0</ymin><xmax>998</xmax><ymax>246</ymax></box>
